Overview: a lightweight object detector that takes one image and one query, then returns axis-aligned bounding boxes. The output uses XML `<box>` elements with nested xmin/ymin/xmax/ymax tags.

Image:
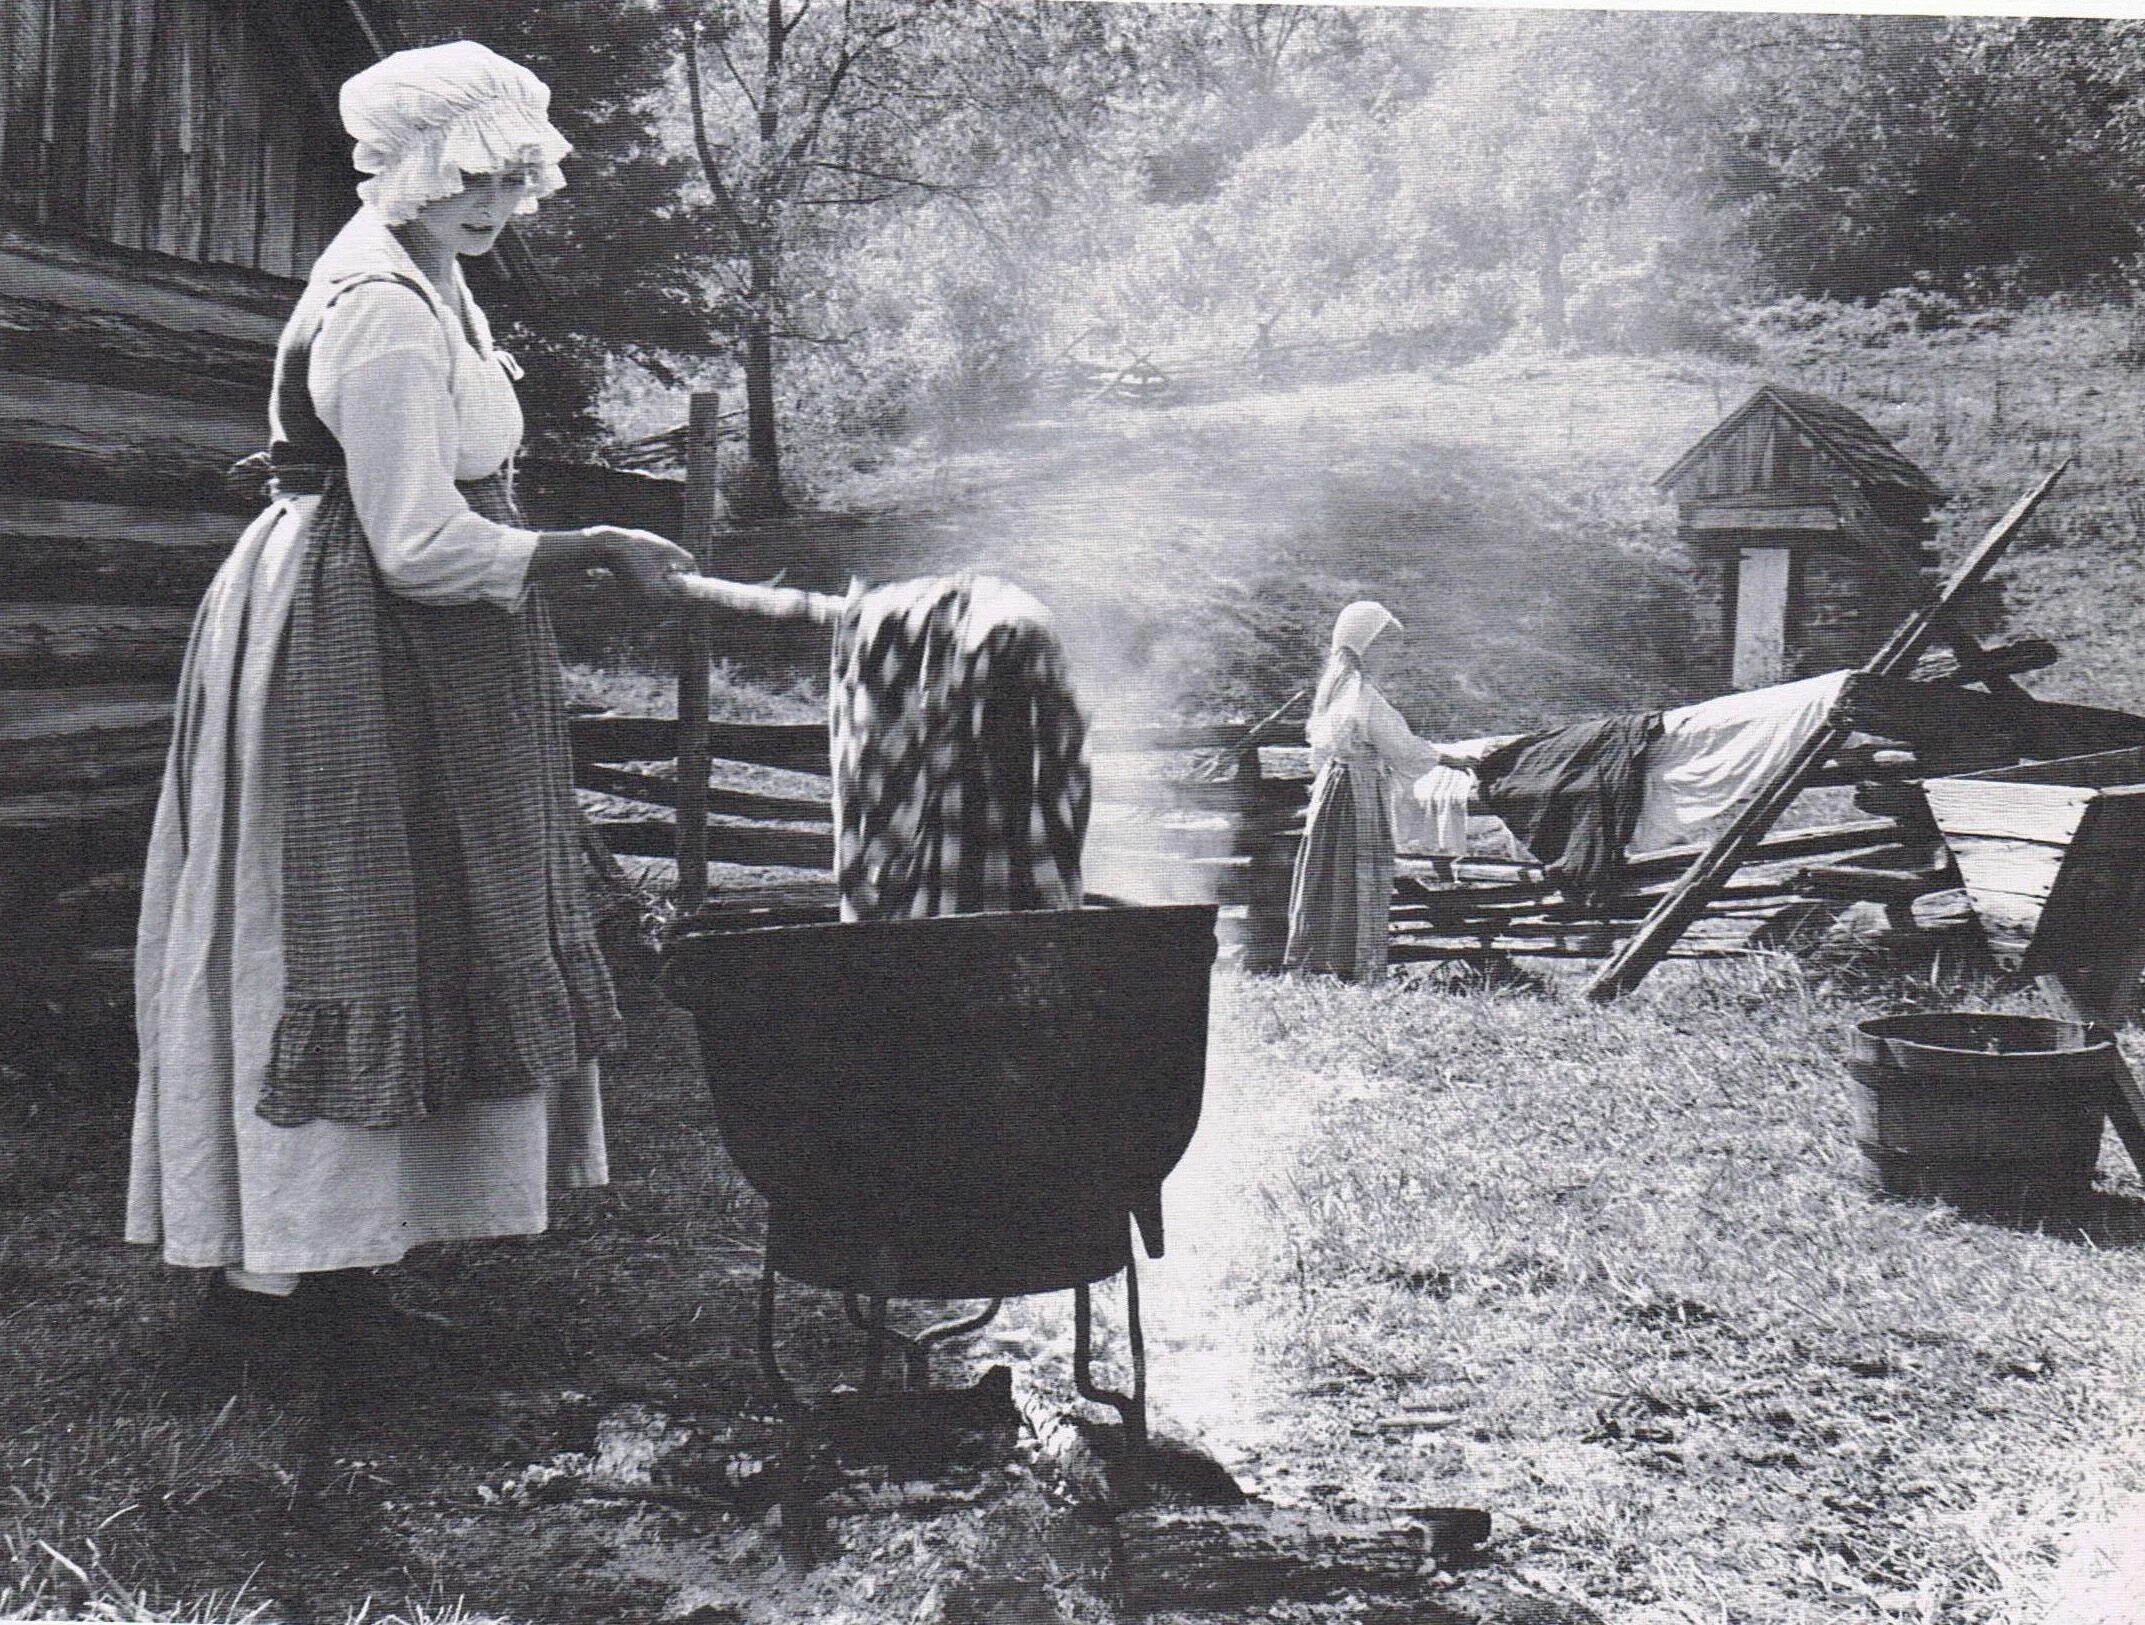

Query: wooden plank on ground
<box><xmin>1392</xmin><ymin>938</ymin><xmax>1749</xmax><ymax>963</ymax></box>
<box><xmin>1111</xmin><ymin>1505</ymin><xmax>1489</xmax><ymax>1612</ymax></box>
<box><xmin>1585</xmin><ymin>465</ymin><xmax>2069</xmax><ymax>1002</ymax></box>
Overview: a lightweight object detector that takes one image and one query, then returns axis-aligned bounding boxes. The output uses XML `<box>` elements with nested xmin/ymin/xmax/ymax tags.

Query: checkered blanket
<box><xmin>265</xmin><ymin>473</ymin><xmax>623</xmax><ymax>1128</ymax></box>
<box><xmin>830</xmin><ymin>576</ymin><xmax>1090</xmax><ymax>921</ymax></box>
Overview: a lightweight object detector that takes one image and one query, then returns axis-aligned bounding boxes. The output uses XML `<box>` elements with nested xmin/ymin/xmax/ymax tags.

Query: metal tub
<box><xmin>662</xmin><ymin>903</ymin><xmax>1218</xmax><ymax>1300</ymax></box>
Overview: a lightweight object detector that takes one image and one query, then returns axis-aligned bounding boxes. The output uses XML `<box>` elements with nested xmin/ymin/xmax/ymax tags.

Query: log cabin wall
<box><xmin>0</xmin><ymin>0</ymin><xmax>682</xmax><ymax>1027</ymax></box>
<box><xmin>1796</xmin><ymin>548</ymin><xmax>1923</xmax><ymax>677</ymax></box>
<box><xmin>0</xmin><ymin>0</ymin><xmax>329</xmax><ymax>1015</ymax></box>
<box><xmin>1</xmin><ymin>0</ymin><xmax>361</xmax><ymax>278</ymax></box>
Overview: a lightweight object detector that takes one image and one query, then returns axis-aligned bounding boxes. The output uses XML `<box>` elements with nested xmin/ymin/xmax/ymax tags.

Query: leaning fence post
<box><xmin>675</xmin><ymin>390</ymin><xmax>723</xmax><ymax>914</ymax></box>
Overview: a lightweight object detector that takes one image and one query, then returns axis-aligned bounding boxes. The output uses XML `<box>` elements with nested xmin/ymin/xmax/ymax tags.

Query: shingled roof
<box><xmin>1658</xmin><ymin>384</ymin><xmax>1944</xmax><ymax>506</ymax></box>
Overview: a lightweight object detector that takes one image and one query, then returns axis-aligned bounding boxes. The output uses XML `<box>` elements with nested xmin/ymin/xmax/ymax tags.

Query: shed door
<box><xmin>1732</xmin><ymin>547</ymin><xmax>1792</xmax><ymax>688</ymax></box>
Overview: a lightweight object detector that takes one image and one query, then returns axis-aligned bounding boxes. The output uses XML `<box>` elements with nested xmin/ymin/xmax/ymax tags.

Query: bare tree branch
<box><xmin>683</xmin><ymin>20</ymin><xmax>761</xmax><ymax>253</ymax></box>
<box><xmin>804</xmin><ymin>156</ymin><xmax>956</xmax><ymax>192</ymax></box>
<box><xmin>711</xmin><ymin>28</ymin><xmax>761</xmax><ymax>108</ymax></box>
<box><xmin>780</xmin><ymin>0</ymin><xmax>929</xmax><ymax>186</ymax></box>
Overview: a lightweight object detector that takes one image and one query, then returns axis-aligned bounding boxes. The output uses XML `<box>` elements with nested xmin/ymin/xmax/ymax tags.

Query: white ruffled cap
<box><xmin>340</xmin><ymin>40</ymin><xmax>571</xmax><ymax>225</ymax></box>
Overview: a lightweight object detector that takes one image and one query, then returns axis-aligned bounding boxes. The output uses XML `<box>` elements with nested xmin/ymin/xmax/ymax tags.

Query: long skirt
<box><xmin>126</xmin><ymin>495</ymin><xmax>607</xmax><ymax>1276</ymax></box>
<box><xmin>1283</xmin><ymin>760</ymin><xmax>1393</xmax><ymax>984</ymax></box>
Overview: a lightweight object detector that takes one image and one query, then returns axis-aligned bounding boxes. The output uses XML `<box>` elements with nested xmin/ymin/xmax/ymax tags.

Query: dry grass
<box><xmin>561</xmin><ymin>656</ymin><xmax>822</xmax><ymax>723</ymax></box>
<box><xmin>1204</xmin><ymin>957</ymin><xmax>2145</xmax><ymax>1625</ymax></box>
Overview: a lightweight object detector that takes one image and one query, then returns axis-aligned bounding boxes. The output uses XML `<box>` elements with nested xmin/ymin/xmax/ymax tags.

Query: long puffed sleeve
<box><xmin>1362</xmin><ymin>685</ymin><xmax>1446</xmax><ymax>780</ymax></box>
<box><xmin>310</xmin><ymin>282</ymin><xmax>538</xmax><ymax>608</ymax></box>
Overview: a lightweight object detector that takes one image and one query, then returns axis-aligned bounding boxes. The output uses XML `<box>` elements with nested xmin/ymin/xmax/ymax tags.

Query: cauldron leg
<box><xmin>856</xmin><ymin>1294</ymin><xmax>891</xmax><ymax>1395</ymax></box>
<box><xmin>1073</xmin><ymin>1238</ymin><xmax>1149</xmax><ymax>1449</ymax></box>
<box><xmin>906</xmin><ymin>1300</ymin><xmax>1004</xmax><ymax>1388</ymax></box>
<box><xmin>757</xmin><ymin>1250</ymin><xmax>800</xmax><ymax>1419</ymax></box>
<box><xmin>1125</xmin><ymin>1247</ymin><xmax>1149</xmax><ymax>1448</ymax></box>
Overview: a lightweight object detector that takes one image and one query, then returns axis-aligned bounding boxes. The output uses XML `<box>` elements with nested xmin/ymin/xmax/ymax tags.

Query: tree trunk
<box><xmin>740</xmin><ymin>0</ymin><xmax>789</xmax><ymax>518</ymax></box>
<box><xmin>740</xmin><ymin>252</ymin><xmax>785</xmax><ymax>515</ymax></box>
<box><xmin>1111</xmin><ymin>1504</ymin><xmax>1491</xmax><ymax>1612</ymax></box>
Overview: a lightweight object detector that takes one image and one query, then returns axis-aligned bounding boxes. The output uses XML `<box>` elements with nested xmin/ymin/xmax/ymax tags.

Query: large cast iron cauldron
<box><xmin>663</xmin><ymin>902</ymin><xmax>1218</xmax><ymax>1428</ymax></box>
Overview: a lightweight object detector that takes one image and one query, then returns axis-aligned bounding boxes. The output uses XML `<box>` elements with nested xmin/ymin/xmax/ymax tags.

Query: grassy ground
<box><xmin>1203</xmin><ymin>957</ymin><xmax>2145</xmax><ymax>1625</ymax></box>
<box><xmin>15</xmin><ymin>952</ymin><xmax>2141</xmax><ymax>1623</ymax></box>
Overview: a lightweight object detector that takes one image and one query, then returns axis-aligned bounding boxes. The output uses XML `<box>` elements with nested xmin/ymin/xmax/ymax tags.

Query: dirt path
<box><xmin>1125</xmin><ymin>981</ymin><xmax>1328</xmax><ymax>1478</ymax></box>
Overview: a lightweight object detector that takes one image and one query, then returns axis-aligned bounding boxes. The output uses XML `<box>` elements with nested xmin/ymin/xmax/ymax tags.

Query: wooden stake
<box><xmin>1583</xmin><ymin>464</ymin><xmax>2071</xmax><ymax>1003</ymax></box>
<box><xmin>675</xmin><ymin>390</ymin><xmax>723</xmax><ymax>914</ymax></box>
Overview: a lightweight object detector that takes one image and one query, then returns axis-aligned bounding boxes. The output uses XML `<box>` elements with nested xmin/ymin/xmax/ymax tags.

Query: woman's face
<box><xmin>410</xmin><ymin>164</ymin><xmax>542</xmax><ymax>258</ymax></box>
<box><xmin>1360</xmin><ymin>624</ymin><xmax>1399</xmax><ymax>680</ymax></box>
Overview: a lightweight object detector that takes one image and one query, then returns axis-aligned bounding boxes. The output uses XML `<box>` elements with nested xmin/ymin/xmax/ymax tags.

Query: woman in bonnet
<box><xmin>1285</xmin><ymin>601</ymin><xmax>1460</xmax><ymax>984</ymax></box>
<box><xmin>127</xmin><ymin>40</ymin><xmax>695</xmax><ymax>1371</ymax></box>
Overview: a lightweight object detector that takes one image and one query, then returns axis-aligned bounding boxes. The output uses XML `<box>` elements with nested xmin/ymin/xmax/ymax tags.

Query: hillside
<box><xmin>665</xmin><ymin>298</ymin><xmax>2145</xmax><ymax>740</ymax></box>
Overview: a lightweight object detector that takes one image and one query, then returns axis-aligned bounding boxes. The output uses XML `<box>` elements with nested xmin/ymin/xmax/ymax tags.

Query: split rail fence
<box><xmin>571</xmin><ymin>644</ymin><xmax>2145</xmax><ymax>973</ymax></box>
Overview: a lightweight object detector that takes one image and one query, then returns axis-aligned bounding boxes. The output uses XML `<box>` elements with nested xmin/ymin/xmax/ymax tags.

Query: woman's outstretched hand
<box><xmin>532</xmin><ymin>526</ymin><xmax>696</xmax><ymax>603</ymax></box>
<box><xmin>589</xmin><ymin>527</ymin><xmax>697</xmax><ymax>601</ymax></box>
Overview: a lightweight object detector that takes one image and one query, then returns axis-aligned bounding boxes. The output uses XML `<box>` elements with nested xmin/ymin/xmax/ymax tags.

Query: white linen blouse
<box><xmin>283</xmin><ymin>205</ymin><xmax>541</xmax><ymax>607</ymax></box>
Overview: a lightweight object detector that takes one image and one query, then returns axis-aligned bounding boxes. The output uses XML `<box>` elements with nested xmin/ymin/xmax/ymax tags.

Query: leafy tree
<box><xmin>659</xmin><ymin>0</ymin><xmax>1109</xmax><ymax>513</ymax></box>
<box><xmin>1707</xmin><ymin>15</ymin><xmax>2141</xmax><ymax>300</ymax></box>
<box><xmin>406</xmin><ymin>0</ymin><xmax>726</xmax><ymax>457</ymax></box>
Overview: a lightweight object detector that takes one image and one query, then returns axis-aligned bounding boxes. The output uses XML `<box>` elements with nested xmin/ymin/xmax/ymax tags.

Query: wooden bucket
<box><xmin>1845</xmin><ymin>1012</ymin><xmax>2123</xmax><ymax>1212</ymax></box>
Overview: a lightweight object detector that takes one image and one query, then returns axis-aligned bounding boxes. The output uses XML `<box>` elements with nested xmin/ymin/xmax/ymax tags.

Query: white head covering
<box><xmin>1308</xmin><ymin>599</ymin><xmax>1403</xmax><ymax>747</ymax></box>
<box><xmin>340</xmin><ymin>41</ymin><xmax>571</xmax><ymax>225</ymax></box>
<box><xmin>1330</xmin><ymin>600</ymin><xmax>1401</xmax><ymax>660</ymax></box>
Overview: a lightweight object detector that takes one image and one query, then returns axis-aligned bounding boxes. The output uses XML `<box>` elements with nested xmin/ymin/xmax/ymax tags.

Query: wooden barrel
<box><xmin>1845</xmin><ymin>1012</ymin><xmax>2123</xmax><ymax>1211</ymax></box>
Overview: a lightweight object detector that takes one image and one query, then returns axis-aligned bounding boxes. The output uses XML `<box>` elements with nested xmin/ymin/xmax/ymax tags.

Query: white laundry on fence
<box><xmin>1395</xmin><ymin>734</ymin><xmax>1520</xmax><ymax>858</ymax></box>
<box><xmin>1392</xmin><ymin>670</ymin><xmax>1853</xmax><ymax>863</ymax></box>
<box><xmin>1623</xmin><ymin>668</ymin><xmax>1852</xmax><ymax>854</ymax></box>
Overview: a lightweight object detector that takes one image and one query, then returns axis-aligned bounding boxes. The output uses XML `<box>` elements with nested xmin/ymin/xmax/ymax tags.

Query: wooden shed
<box><xmin>1658</xmin><ymin>385</ymin><xmax>1945</xmax><ymax>690</ymax></box>
<box><xmin>0</xmin><ymin>0</ymin><xmax>680</xmax><ymax>1019</ymax></box>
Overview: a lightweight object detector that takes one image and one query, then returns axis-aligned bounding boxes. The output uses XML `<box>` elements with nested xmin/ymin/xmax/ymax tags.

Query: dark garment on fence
<box><xmin>262</xmin><ymin>273</ymin><xmax>622</xmax><ymax>1130</ymax></box>
<box><xmin>1475</xmin><ymin>712</ymin><xmax>1663</xmax><ymax>915</ymax></box>
<box><xmin>830</xmin><ymin>576</ymin><xmax>1091</xmax><ymax>922</ymax></box>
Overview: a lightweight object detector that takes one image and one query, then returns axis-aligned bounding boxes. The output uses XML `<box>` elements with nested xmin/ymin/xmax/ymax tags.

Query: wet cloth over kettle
<box><xmin>829</xmin><ymin>575</ymin><xmax>1091</xmax><ymax>922</ymax></box>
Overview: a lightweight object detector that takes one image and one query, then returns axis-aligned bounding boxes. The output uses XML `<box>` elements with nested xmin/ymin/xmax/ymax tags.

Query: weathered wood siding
<box><xmin>0</xmin><ymin>0</ymin><xmax>357</xmax><ymax>278</ymax></box>
<box><xmin>1680</xmin><ymin>405</ymin><xmax>1827</xmax><ymax>501</ymax></box>
<box><xmin>1664</xmin><ymin>395</ymin><xmax>1941</xmax><ymax>689</ymax></box>
<box><xmin>0</xmin><ymin>0</ymin><xmax>683</xmax><ymax>1011</ymax></box>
